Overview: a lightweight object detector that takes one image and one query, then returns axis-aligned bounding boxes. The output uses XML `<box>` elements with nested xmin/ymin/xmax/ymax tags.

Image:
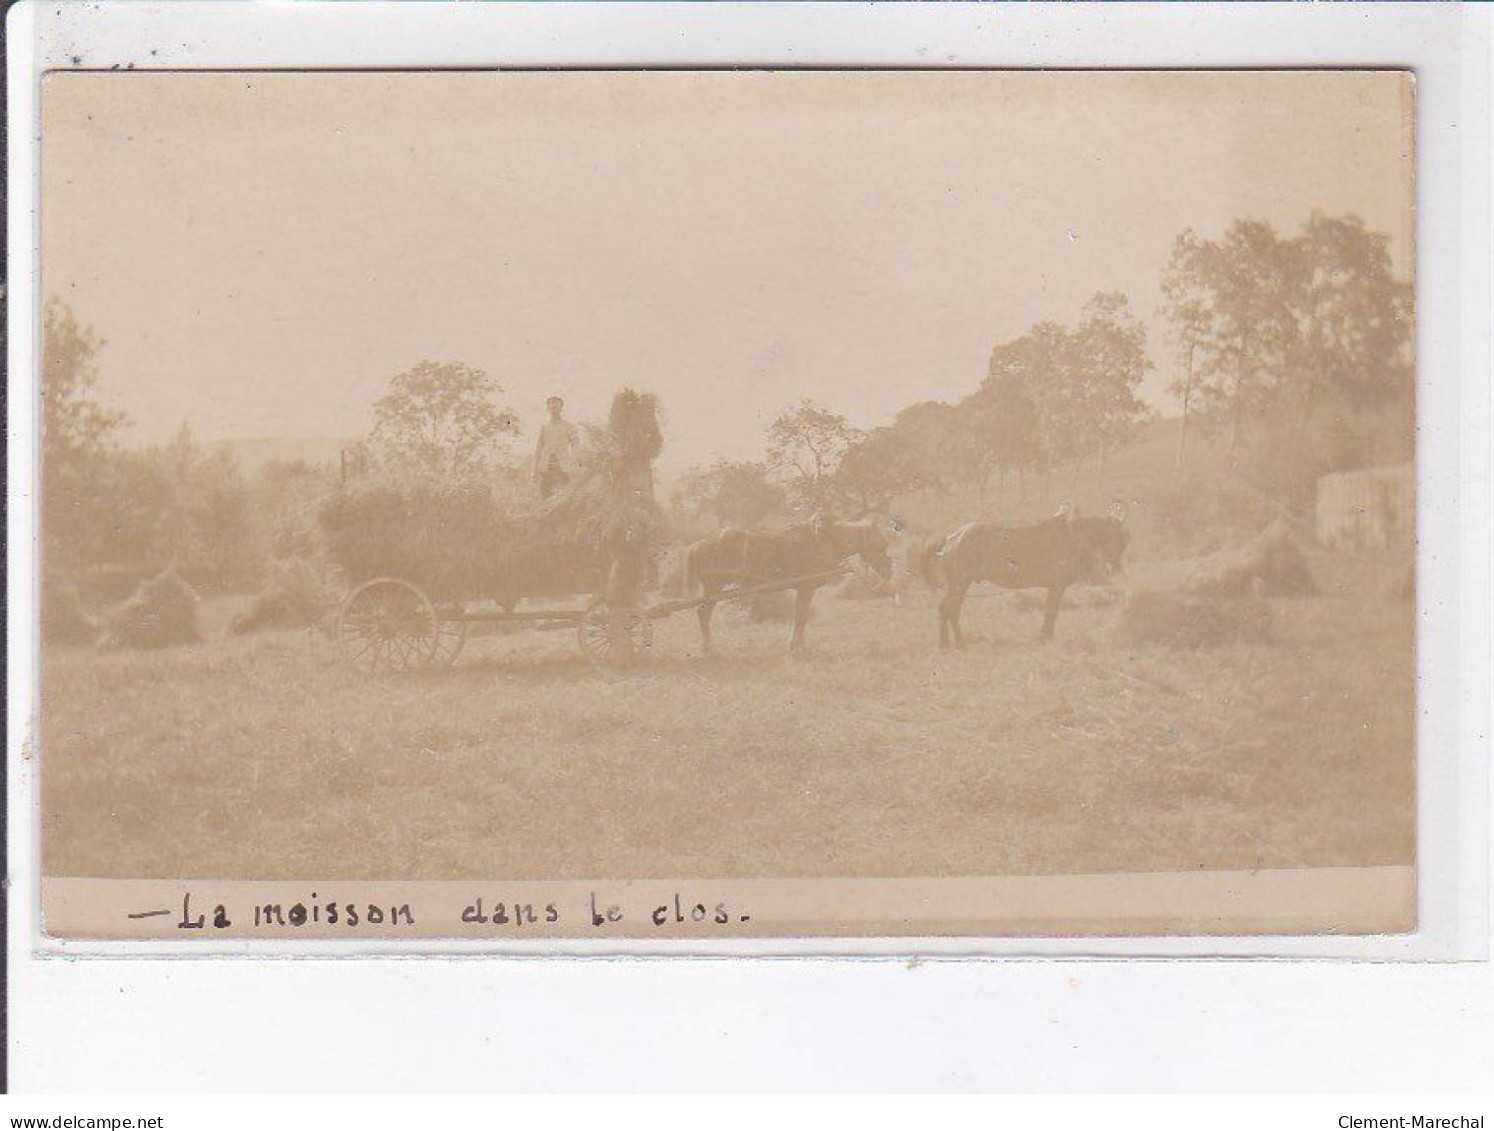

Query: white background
<box><xmin>6</xmin><ymin>1</ymin><xmax>1493</xmax><ymax>1092</ymax></box>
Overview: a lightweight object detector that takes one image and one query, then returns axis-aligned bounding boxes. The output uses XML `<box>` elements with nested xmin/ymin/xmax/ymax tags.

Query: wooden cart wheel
<box><xmin>337</xmin><ymin>578</ymin><xmax>441</xmax><ymax>674</ymax></box>
<box><xmin>577</xmin><ymin>600</ymin><xmax>654</xmax><ymax>671</ymax></box>
<box><xmin>431</xmin><ymin>606</ymin><xmax>470</xmax><ymax>669</ymax></box>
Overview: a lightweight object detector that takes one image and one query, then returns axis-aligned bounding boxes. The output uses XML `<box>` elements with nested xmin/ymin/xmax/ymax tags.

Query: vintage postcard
<box><xmin>35</xmin><ymin>68</ymin><xmax>1416</xmax><ymax>942</ymax></box>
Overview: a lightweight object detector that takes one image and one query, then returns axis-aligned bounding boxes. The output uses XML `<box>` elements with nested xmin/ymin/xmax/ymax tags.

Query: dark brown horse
<box><xmin>684</xmin><ymin>516</ymin><xmax>892</xmax><ymax>652</ymax></box>
<box><xmin>922</xmin><ymin>504</ymin><xmax>1129</xmax><ymax>648</ymax></box>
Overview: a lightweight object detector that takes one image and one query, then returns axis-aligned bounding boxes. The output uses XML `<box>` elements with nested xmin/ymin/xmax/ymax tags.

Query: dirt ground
<box><xmin>40</xmin><ymin>552</ymin><xmax>1415</xmax><ymax>881</ymax></box>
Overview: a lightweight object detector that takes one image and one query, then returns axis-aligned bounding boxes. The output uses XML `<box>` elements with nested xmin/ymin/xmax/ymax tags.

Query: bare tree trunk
<box><xmin>1230</xmin><ymin>337</ymin><xmax>1251</xmax><ymax>452</ymax></box>
<box><xmin>1176</xmin><ymin>343</ymin><xmax>1194</xmax><ymax>470</ymax></box>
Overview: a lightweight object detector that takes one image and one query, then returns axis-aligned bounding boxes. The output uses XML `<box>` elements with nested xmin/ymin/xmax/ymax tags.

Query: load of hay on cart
<box><xmin>319</xmin><ymin>389</ymin><xmax>853</xmax><ymax>674</ymax></box>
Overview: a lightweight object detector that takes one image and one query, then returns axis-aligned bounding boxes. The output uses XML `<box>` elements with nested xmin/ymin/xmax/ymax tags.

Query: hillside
<box><xmin>886</xmin><ymin>416</ymin><xmax>1265</xmax><ymax>561</ymax></box>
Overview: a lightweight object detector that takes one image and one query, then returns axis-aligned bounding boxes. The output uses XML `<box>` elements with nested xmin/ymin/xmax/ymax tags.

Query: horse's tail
<box><xmin>919</xmin><ymin>536</ymin><xmax>946</xmax><ymax>591</ymax></box>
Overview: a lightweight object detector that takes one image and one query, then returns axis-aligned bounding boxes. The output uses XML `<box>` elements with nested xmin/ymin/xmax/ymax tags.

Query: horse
<box><xmin>921</xmin><ymin>503</ymin><xmax>1129</xmax><ymax>648</ymax></box>
<box><xmin>683</xmin><ymin>516</ymin><xmax>892</xmax><ymax>652</ymax></box>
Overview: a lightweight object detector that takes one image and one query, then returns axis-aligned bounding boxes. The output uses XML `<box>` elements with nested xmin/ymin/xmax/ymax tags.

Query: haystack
<box><xmin>1119</xmin><ymin>589</ymin><xmax>1272</xmax><ymax>650</ymax></box>
<box><xmin>43</xmin><ymin>584</ymin><xmax>99</xmax><ymax>647</ymax></box>
<box><xmin>231</xmin><ymin>557</ymin><xmax>337</xmax><ymax>635</ymax></box>
<box><xmin>320</xmin><ymin>389</ymin><xmax>664</xmax><ymax>606</ymax></box>
<box><xmin>1182</xmin><ymin>519</ymin><xmax>1318</xmax><ymax>598</ymax></box>
<box><xmin>100</xmin><ymin>568</ymin><xmax>201</xmax><ymax>650</ymax></box>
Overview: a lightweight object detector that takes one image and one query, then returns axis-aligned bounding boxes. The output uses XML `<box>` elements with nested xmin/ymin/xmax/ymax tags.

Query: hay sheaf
<box><xmin>322</xmin><ymin>389</ymin><xmax>665</xmax><ymax>603</ymax></box>
<box><xmin>232</xmin><ymin>558</ymin><xmax>338</xmax><ymax>636</ymax></box>
<box><xmin>1119</xmin><ymin>589</ymin><xmax>1273</xmax><ymax>650</ymax></box>
<box><xmin>1182</xmin><ymin>519</ymin><xmax>1318</xmax><ymax>598</ymax></box>
<box><xmin>43</xmin><ymin>584</ymin><xmax>100</xmax><ymax>647</ymax></box>
<box><xmin>100</xmin><ymin>568</ymin><xmax>201</xmax><ymax>650</ymax></box>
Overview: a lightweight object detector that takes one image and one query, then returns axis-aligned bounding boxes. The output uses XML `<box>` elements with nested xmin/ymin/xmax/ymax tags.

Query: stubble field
<box><xmin>41</xmin><ymin>553</ymin><xmax>1415</xmax><ymax>881</ymax></box>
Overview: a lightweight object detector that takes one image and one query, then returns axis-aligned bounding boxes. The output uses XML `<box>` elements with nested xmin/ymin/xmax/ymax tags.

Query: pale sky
<box><xmin>42</xmin><ymin>69</ymin><xmax>1413</xmax><ymax>470</ymax></box>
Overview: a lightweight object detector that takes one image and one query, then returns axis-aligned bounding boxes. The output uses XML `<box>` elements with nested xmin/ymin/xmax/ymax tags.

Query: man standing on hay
<box><xmin>532</xmin><ymin>395</ymin><xmax>580</xmax><ymax>500</ymax></box>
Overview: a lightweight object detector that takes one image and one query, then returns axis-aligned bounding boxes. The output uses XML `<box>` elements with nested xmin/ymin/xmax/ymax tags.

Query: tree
<box><xmin>41</xmin><ymin>299</ymin><xmax>128</xmax><ymax>565</ymax></box>
<box><xmin>367</xmin><ymin>361</ymin><xmax>517</xmax><ymax>480</ymax></box>
<box><xmin>968</xmin><ymin>346</ymin><xmax>1044</xmax><ymax>500</ymax></box>
<box><xmin>1070</xmin><ymin>291</ymin><xmax>1153</xmax><ymax>489</ymax></box>
<box><xmin>833</xmin><ymin>426</ymin><xmax>921</xmax><ymax>514</ymax></box>
<box><xmin>675</xmin><ymin>459</ymin><xmax>785</xmax><ymax>528</ymax></box>
<box><xmin>1160</xmin><ymin>215</ymin><xmax>1413</xmax><ymax>455</ymax></box>
<box><xmin>888</xmin><ymin>400</ymin><xmax>986</xmax><ymax>496</ymax></box>
<box><xmin>1286</xmin><ymin>211</ymin><xmax>1414</xmax><ymax>426</ymax></box>
<box><xmin>1158</xmin><ymin>220</ymin><xmax>1301</xmax><ymax>449</ymax></box>
<box><xmin>962</xmin><ymin>323</ymin><xmax>1080</xmax><ymax>500</ymax></box>
<box><xmin>189</xmin><ymin>445</ymin><xmax>257</xmax><ymax>587</ymax></box>
<box><xmin>765</xmin><ymin>398</ymin><xmax>864</xmax><ymax>512</ymax></box>
<box><xmin>1159</xmin><ymin>232</ymin><xmax>1213</xmax><ymax>468</ymax></box>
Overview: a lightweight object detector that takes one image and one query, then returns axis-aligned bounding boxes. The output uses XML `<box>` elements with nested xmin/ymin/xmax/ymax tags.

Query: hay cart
<box><xmin>327</xmin><ymin>387</ymin><xmax>849</xmax><ymax>674</ymax></box>
<box><xmin>334</xmin><ymin>564</ymin><xmax>849</xmax><ymax>675</ymax></box>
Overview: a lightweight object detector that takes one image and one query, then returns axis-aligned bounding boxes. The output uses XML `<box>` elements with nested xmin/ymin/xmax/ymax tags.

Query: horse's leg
<box><xmin>789</xmin><ymin>585</ymin><xmax>815</xmax><ymax>651</ymax></box>
<box><xmin>1041</xmin><ymin>585</ymin><xmax>1066</xmax><ymax>641</ymax></box>
<box><xmin>697</xmin><ymin>581</ymin><xmax>719</xmax><ymax>655</ymax></box>
<box><xmin>942</xmin><ymin>578</ymin><xmax>971</xmax><ymax>649</ymax></box>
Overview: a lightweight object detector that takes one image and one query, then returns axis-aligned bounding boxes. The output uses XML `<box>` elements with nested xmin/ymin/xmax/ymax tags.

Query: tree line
<box><xmin>676</xmin><ymin>211</ymin><xmax>1412</xmax><ymax>528</ymax></box>
<box><xmin>41</xmin><ymin>211</ymin><xmax>1412</xmax><ymax>585</ymax></box>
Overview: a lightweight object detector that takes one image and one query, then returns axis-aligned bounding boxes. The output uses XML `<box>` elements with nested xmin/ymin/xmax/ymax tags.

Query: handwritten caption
<box><xmin>130</xmin><ymin>891</ymin><xmax>754</xmax><ymax>933</ymax></box>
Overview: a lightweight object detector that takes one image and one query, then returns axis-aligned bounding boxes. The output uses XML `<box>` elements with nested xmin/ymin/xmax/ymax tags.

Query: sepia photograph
<box><xmin>35</xmin><ymin>68</ymin><xmax>1417</xmax><ymax>940</ymax></box>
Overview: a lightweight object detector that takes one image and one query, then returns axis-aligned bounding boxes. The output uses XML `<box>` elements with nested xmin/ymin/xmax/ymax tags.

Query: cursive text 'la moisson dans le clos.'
<box><xmin>134</xmin><ymin>891</ymin><xmax>753</xmax><ymax>932</ymax></box>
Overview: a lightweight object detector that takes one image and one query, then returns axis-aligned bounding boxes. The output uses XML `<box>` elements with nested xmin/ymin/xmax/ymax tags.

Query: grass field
<box><xmin>41</xmin><ymin>546</ymin><xmax>1415</xmax><ymax>881</ymax></box>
